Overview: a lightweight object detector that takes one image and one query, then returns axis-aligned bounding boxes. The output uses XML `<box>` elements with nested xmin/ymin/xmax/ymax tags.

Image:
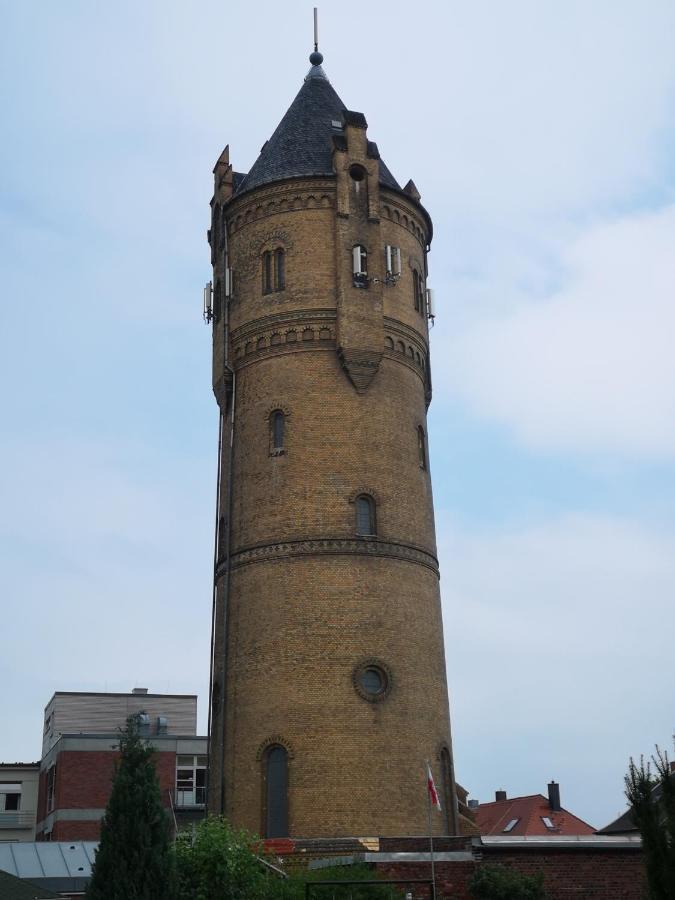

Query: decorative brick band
<box><xmin>218</xmin><ymin>537</ymin><xmax>439</xmax><ymax>577</ymax></box>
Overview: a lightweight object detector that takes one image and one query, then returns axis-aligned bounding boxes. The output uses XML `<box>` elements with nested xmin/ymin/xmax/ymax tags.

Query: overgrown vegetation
<box><xmin>87</xmin><ymin>716</ymin><xmax>174</xmax><ymax>900</ymax></box>
<box><xmin>625</xmin><ymin>746</ymin><xmax>675</xmax><ymax>900</ymax></box>
<box><xmin>284</xmin><ymin>863</ymin><xmax>405</xmax><ymax>899</ymax></box>
<box><xmin>174</xmin><ymin>817</ymin><xmax>403</xmax><ymax>899</ymax></box>
<box><xmin>468</xmin><ymin>863</ymin><xmax>546</xmax><ymax>899</ymax></box>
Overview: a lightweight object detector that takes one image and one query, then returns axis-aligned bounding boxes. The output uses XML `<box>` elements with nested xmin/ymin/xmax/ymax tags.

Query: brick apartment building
<box><xmin>35</xmin><ymin>689</ymin><xmax>206</xmax><ymax>840</ymax></box>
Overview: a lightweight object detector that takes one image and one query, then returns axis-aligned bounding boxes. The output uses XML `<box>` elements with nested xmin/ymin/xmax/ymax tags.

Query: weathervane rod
<box><xmin>313</xmin><ymin>7</ymin><xmax>319</xmax><ymax>52</ymax></box>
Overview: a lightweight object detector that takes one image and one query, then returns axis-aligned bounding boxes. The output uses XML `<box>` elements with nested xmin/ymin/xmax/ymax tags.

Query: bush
<box><xmin>468</xmin><ymin>864</ymin><xmax>546</xmax><ymax>899</ymax></box>
<box><xmin>174</xmin><ymin>816</ymin><xmax>272</xmax><ymax>900</ymax></box>
<box><xmin>174</xmin><ymin>820</ymin><xmax>405</xmax><ymax>900</ymax></box>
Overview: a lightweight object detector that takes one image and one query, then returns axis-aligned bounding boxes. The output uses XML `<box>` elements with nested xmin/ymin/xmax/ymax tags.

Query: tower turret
<box><xmin>207</xmin><ymin>46</ymin><xmax>458</xmax><ymax>838</ymax></box>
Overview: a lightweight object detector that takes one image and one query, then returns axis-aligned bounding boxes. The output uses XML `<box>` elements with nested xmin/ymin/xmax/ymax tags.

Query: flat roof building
<box><xmin>36</xmin><ymin>689</ymin><xmax>206</xmax><ymax>841</ymax></box>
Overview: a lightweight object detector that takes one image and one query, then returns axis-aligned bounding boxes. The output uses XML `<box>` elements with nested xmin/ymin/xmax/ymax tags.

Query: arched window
<box><xmin>349</xmin><ymin>165</ymin><xmax>368</xmax><ymax>208</ymax></box>
<box><xmin>270</xmin><ymin>410</ymin><xmax>285</xmax><ymax>454</ymax></box>
<box><xmin>275</xmin><ymin>248</ymin><xmax>285</xmax><ymax>291</ymax></box>
<box><xmin>263</xmin><ymin>251</ymin><xmax>272</xmax><ymax>293</ymax></box>
<box><xmin>413</xmin><ymin>270</ymin><xmax>424</xmax><ymax>312</ymax></box>
<box><xmin>263</xmin><ymin>248</ymin><xmax>286</xmax><ymax>293</ymax></box>
<box><xmin>352</xmin><ymin>245</ymin><xmax>368</xmax><ymax>287</ymax></box>
<box><xmin>418</xmin><ymin>426</ymin><xmax>427</xmax><ymax>470</ymax></box>
<box><xmin>264</xmin><ymin>745</ymin><xmax>288</xmax><ymax>838</ymax></box>
<box><xmin>355</xmin><ymin>494</ymin><xmax>376</xmax><ymax>536</ymax></box>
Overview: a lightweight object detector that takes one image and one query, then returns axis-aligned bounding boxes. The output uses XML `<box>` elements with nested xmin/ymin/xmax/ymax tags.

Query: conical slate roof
<box><xmin>234</xmin><ymin>61</ymin><xmax>401</xmax><ymax>197</ymax></box>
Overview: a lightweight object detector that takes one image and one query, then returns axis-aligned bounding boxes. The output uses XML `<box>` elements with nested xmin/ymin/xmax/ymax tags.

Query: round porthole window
<box><xmin>360</xmin><ymin>667</ymin><xmax>384</xmax><ymax>695</ymax></box>
<box><xmin>353</xmin><ymin>659</ymin><xmax>391</xmax><ymax>702</ymax></box>
<box><xmin>349</xmin><ymin>164</ymin><xmax>366</xmax><ymax>182</ymax></box>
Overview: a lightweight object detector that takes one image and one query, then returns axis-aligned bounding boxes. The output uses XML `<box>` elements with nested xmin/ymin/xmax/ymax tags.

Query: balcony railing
<box><xmin>0</xmin><ymin>810</ymin><xmax>36</xmax><ymax>829</ymax></box>
<box><xmin>174</xmin><ymin>787</ymin><xmax>206</xmax><ymax>808</ymax></box>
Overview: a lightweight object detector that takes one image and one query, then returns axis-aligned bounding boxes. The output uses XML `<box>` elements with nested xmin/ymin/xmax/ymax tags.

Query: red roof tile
<box><xmin>475</xmin><ymin>794</ymin><xmax>595</xmax><ymax>836</ymax></box>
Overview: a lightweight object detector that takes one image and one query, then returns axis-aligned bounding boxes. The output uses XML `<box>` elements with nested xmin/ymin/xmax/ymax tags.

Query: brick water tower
<box><xmin>206</xmin><ymin>40</ymin><xmax>459</xmax><ymax>839</ymax></box>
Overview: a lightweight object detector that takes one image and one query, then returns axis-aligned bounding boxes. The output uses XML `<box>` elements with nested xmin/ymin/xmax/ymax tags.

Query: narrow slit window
<box><xmin>263</xmin><ymin>248</ymin><xmax>285</xmax><ymax>293</ymax></box>
<box><xmin>271</xmin><ymin>410</ymin><xmax>285</xmax><ymax>453</ymax></box>
<box><xmin>413</xmin><ymin>271</ymin><xmax>421</xmax><ymax>312</ymax></box>
<box><xmin>355</xmin><ymin>494</ymin><xmax>376</xmax><ymax>536</ymax></box>
<box><xmin>263</xmin><ymin>251</ymin><xmax>273</xmax><ymax>293</ymax></box>
<box><xmin>418</xmin><ymin>426</ymin><xmax>427</xmax><ymax>470</ymax></box>
<box><xmin>274</xmin><ymin>248</ymin><xmax>285</xmax><ymax>291</ymax></box>
<box><xmin>264</xmin><ymin>745</ymin><xmax>288</xmax><ymax>838</ymax></box>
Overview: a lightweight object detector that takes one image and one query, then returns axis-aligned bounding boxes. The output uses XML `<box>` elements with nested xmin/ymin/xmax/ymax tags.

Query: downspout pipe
<box><xmin>218</xmin><ymin>363</ymin><xmax>235</xmax><ymax>816</ymax></box>
<box><xmin>207</xmin><ymin>214</ymin><xmax>236</xmax><ymax>817</ymax></box>
<box><xmin>205</xmin><ymin>409</ymin><xmax>222</xmax><ymax>815</ymax></box>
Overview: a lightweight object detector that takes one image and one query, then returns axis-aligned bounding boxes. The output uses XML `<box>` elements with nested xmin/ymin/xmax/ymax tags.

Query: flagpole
<box><xmin>426</xmin><ymin>761</ymin><xmax>437</xmax><ymax>900</ymax></box>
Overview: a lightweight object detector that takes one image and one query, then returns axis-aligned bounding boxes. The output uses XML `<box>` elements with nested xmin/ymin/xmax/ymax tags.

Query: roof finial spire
<box><xmin>309</xmin><ymin>7</ymin><xmax>323</xmax><ymax>66</ymax></box>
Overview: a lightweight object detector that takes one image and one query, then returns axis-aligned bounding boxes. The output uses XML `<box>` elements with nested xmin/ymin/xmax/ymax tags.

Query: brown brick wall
<box><xmin>37</xmin><ymin>749</ymin><xmax>177</xmax><ymax>841</ymax></box>
<box><xmin>54</xmin><ymin>750</ymin><xmax>175</xmax><ymax>809</ymax></box>
<box><xmin>376</xmin><ymin>849</ymin><xmax>646</xmax><ymax>900</ymax></box>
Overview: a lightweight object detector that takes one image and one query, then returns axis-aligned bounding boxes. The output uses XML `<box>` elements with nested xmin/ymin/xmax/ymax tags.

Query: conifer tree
<box><xmin>87</xmin><ymin>715</ymin><xmax>174</xmax><ymax>900</ymax></box>
<box><xmin>625</xmin><ymin>746</ymin><xmax>675</xmax><ymax>900</ymax></box>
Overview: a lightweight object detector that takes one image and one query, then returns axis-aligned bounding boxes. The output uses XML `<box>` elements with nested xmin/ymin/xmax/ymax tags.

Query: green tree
<box><xmin>87</xmin><ymin>715</ymin><xmax>174</xmax><ymax>900</ymax></box>
<box><xmin>468</xmin><ymin>864</ymin><xmax>545</xmax><ymax>899</ymax></box>
<box><xmin>174</xmin><ymin>816</ymin><xmax>273</xmax><ymax>900</ymax></box>
<box><xmin>625</xmin><ymin>746</ymin><xmax>675</xmax><ymax>900</ymax></box>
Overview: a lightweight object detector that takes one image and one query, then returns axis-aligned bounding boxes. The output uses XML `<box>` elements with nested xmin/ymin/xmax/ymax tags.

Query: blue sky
<box><xmin>2</xmin><ymin>0</ymin><xmax>674</xmax><ymax>829</ymax></box>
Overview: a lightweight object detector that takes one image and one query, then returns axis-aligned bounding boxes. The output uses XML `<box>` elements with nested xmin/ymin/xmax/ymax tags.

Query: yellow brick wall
<box><xmin>208</xmin><ymin>161</ymin><xmax>457</xmax><ymax>837</ymax></box>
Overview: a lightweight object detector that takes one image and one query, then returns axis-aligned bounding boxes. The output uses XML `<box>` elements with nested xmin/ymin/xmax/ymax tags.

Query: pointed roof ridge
<box><xmin>234</xmin><ymin>62</ymin><xmax>401</xmax><ymax>199</ymax></box>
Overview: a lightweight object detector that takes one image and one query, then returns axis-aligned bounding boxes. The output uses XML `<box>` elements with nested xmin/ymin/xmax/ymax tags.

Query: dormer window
<box><xmin>352</xmin><ymin>245</ymin><xmax>368</xmax><ymax>288</ymax></box>
<box><xmin>263</xmin><ymin>248</ymin><xmax>286</xmax><ymax>294</ymax></box>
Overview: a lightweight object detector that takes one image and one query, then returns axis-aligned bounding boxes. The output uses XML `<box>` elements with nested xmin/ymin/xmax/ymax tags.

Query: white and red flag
<box><xmin>427</xmin><ymin>764</ymin><xmax>441</xmax><ymax>811</ymax></box>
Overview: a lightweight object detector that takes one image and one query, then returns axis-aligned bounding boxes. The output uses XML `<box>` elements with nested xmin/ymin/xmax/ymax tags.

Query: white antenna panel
<box><xmin>426</xmin><ymin>288</ymin><xmax>435</xmax><ymax>319</ymax></box>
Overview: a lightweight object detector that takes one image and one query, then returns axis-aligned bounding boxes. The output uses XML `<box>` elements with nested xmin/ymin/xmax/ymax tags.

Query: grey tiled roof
<box><xmin>234</xmin><ymin>65</ymin><xmax>401</xmax><ymax>197</ymax></box>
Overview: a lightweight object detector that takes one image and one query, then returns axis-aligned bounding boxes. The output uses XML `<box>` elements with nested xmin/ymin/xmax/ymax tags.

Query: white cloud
<box><xmin>439</xmin><ymin>510</ymin><xmax>675</xmax><ymax>827</ymax></box>
<box><xmin>438</xmin><ymin>206</ymin><xmax>675</xmax><ymax>459</ymax></box>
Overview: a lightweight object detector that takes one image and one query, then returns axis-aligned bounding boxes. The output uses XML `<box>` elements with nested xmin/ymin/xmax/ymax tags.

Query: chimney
<box><xmin>548</xmin><ymin>781</ymin><xmax>561</xmax><ymax>811</ymax></box>
<box><xmin>495</xmin><ymin>790</ymin><xmax>507</xmax><ymax>802</ymax></box>
<box><xmin>132</xmin><ymin>687</ymin><xmax>148</xmax><ymax>695</ymax></box>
